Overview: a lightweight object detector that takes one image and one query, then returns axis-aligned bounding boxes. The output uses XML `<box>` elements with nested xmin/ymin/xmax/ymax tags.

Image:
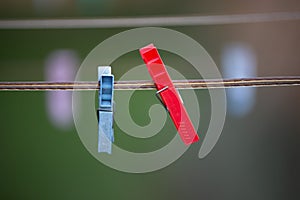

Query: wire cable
<box><xmin>0</xmin><ymin>77</ymin><xmax>300</xmax><ymax>91</ymax></box>
<box><xmin>0</xmin><ymin>12</ymin><xmax>299</xmax><ymax>29</ymax></box>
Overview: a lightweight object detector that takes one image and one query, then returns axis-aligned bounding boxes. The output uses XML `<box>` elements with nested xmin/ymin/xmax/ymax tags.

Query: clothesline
<box><xmin>0</xmin><ymin>12</ymin><xmax>299</xmax><ymax>29</ymax></box>
<box><xmin>0</xmin><ymin>77</ymin><xmax>300</xmax><ymax>91</ymax></box>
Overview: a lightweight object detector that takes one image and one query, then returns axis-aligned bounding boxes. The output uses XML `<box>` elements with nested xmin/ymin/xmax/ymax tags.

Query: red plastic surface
<box><xmin>139</xmin><ymin>44</ymin><xmax>199</xmax><ymax>145</ymax></box>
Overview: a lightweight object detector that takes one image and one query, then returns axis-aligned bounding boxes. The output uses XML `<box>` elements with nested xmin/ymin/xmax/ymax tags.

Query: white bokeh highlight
<box><xmin>221</xmin><ymin>43</ymin><xmax>257</xmax><ymax>117</ymax></box>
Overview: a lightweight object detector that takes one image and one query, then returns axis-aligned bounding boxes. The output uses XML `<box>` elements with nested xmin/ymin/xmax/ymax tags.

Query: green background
<box><xmin>0</xmin><ymin>1</ymin><xmax>300</xmax><ymax>199</ymax></box>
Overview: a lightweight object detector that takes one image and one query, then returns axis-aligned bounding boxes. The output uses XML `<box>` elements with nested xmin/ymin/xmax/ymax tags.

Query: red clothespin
<box><xmin>139</xmin><ymin>44</ymin><xmax>199</xmax><ymax>145</ymax></box>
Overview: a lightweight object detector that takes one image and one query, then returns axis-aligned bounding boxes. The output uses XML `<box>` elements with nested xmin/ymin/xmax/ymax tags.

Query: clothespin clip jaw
<box><xmin>139</xmin><ymin>44</ymin><xmax>199</xmax><ymax>145</ymax></box>
<box><xmin>98</xmin><ymin>66</ymin><xmax>114</xmax><ymax>154</ymax></box>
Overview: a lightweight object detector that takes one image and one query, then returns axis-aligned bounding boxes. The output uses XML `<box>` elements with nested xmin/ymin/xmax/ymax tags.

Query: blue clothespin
<box><xmin>98</xmin><ymin>66</ymin><xmax>114</xmax><ymax>154</ymax></box>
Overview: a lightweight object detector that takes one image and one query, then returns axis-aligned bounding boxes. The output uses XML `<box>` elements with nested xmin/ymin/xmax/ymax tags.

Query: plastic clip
<box><xmin>98</xmin><ymin>66</ymin><xmax>114</xmax><ymax>154</ymax></box>
<box><xmin>139</xmin><ymin>44</ymin><xmax>199</xmax><ymax>145</ymax></box>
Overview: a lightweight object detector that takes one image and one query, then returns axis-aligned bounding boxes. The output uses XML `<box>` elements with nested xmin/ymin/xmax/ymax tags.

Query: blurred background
<box><xmin>0</xmin><ymin>0</ymin><xmax>299</xmax><ymax>199</ymax></box>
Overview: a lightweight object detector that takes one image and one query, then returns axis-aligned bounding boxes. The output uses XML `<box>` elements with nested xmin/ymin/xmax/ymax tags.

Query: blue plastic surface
<box><xmin>98</xmin><ymin>66</ymin><xmax>114</xmax><ymax>154</ymax></box>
